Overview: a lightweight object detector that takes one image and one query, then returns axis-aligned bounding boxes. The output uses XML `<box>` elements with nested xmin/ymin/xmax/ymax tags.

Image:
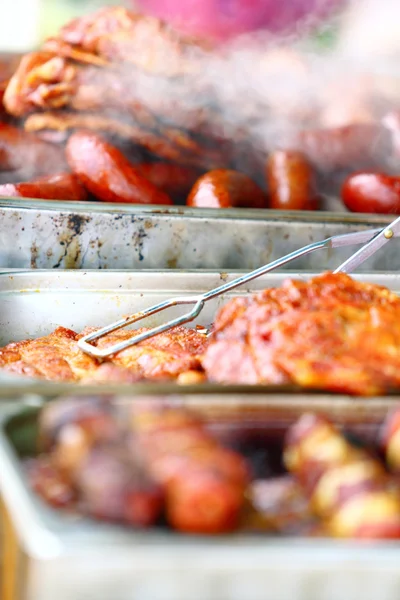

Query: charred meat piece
<box><xmin>129</xmin><ymin>403</ymin><xmax>250</xmax><ymax>533</ymax></box>
<box><xmin>284</xmin><ymin>413</ymin><xmax>400</xmax><ymax>538</ymax></box>
<box><xmin>203</xmin><ymin>272</ymin><xmax>400</xmax><ymax>395</ymax></box>
<box><xmin>0</xmin><ymin>172</ymin><xmax>88</xmax><ymax>201</ymax></box>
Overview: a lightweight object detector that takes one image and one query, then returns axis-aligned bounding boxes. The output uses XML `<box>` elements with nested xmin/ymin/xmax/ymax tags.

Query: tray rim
<box><xmin>0</xmin><ymin>199</ymin><xmax>396</xmax><ymax>224</ymax></box>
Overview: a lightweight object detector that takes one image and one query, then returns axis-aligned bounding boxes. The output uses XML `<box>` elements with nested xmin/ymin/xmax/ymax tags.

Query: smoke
<box><xmin>5</xmin><ymin>0</ymin><xmax>400</xmax><ymax>187</ymax></box>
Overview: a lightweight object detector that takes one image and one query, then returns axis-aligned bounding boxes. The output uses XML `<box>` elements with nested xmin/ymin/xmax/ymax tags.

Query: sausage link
<box><xmin>0</xmin><ymin>172</ymin><xmax>88</xmax><ymax>201</ymax></box>
<box><xmin>266</xmin><ymin>150</ymin><xmax>319</xmax><ymax>211</ymax></box>
<box><xmin>66</xmin><ymin>130</ymin><xmax>173</xmax><ymax>205</ymax></box>
<box><xmin>187</xmin><ymin>169</ymin><xmax>268</xmax><ymax>209</ymax></box>
<box><xmin>130</xmin><ymin>404</ymin><xmax>250</xmax><ymax>533</ymax></box>
<box><xmin>341</xmin><ymin>172</ymin><xmax>400</xmax><ymax>214</ymax></box>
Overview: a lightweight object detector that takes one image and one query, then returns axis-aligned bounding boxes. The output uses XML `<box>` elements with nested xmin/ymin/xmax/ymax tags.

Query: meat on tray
<box><xmin>3</xmin><ymin>272</ymin><xmax>400</xmax><ymax>395</ymax></box>
<box><xmin>203</xmin><ymin>272</ymin><xmax>400</xmax><ymax>395</ymax></box>
<box><xmin>0</xmin><ymin>325</ymin><xmax>207</xmax><ymax>382</ymax></box>
<box><xmin>1</xmin><ymin>6</ymin><xmax>400</xmax><ymax>210</ymax></box>
<box><xmin>25</xmin><ymin>396</ymin><xmax>400</xmax><ymax>538</ymax></box>
<box><xmin>29</xmin><ymin>397</ymin><xmax>249</xmax><ymax>533</ymax></box>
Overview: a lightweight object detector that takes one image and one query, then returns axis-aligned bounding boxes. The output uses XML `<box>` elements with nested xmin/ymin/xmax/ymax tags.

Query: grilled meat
<box><xmin>0</xmin><ymin>325</ymin><xmax>207</xmax><ymax>383</ymax></box>
<box><xmin>30</xmin><ymin>397</ymin><xmax>249</xmax><ymax>533</ymax></box>
<box><xmin>203</xmin><ymin>272</ymin><xmax>400</xmax><ymax>395</ymax></box>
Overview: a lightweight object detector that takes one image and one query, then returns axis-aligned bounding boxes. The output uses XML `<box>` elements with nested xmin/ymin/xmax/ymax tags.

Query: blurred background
<box><xmin>0</xmin><ymin>0</ymin><xmax>123</xmax><ymax>51</ymax></box>
<box><xmin>1</xmin><ymin>0</ymin><xmax>399</xmax><ymax>58</ymax></box>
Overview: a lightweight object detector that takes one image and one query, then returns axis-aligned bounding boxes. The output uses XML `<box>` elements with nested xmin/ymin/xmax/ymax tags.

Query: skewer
<box><xmin>78</xmin><ymin>218</ymin><xmax>400</xmax><ymax>359</ymax></box>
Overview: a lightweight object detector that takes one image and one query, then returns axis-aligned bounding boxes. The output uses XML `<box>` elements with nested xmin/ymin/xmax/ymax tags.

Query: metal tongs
<box><xmin>78</xmin><ymin>216</ymin><xmax>400</xmax><ymax>359</ymax></box>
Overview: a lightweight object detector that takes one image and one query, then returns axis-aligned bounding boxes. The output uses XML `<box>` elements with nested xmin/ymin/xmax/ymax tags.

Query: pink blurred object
<box><xmin>136</xmin><ymin>0</ymin><xmax>341</xmax><ymax>41</ymax></box>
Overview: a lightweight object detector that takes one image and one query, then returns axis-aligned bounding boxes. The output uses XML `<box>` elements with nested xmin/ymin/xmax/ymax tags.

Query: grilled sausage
<box><xmin>0</xmin><ymin>172</ymin><xmax>88</xmax><ymax>201</ymax></box>
<box><xmin>66</xmin><ymin>130</ymin><xmax>173</xmax><ymax>204</ymax></box>
<box><xmin>187</xmin><ymin>169</ymin><xmax>268</xmax><ymax>209</ymax></box>
<box><xmin>341</xmin><ymin>172</ymin><xmax>400</xmax><ymax>214</ymax></box>
<box><xmin>266</xmin><ymin>150</ymin><xmax>319</xmax><ymax>211</ymax></box>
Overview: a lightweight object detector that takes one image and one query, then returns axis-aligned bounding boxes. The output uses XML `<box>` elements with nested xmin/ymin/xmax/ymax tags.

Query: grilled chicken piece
<box><xmin>203</xmin><ymin>272</ymin><xmax>400</xmax><ymax>395</ymax></box>
<box><xmin>0</xmin><ymin>325</ymin><xmax>207</xmax><ymax>382</ymax></box>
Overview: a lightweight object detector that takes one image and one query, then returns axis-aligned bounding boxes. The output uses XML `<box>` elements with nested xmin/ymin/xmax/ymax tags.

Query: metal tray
<box><xmin>1</xmin><ymin>396</ymin><xmax>400</xmax><ymax>600</ymax></box>
<box><xmin>1</xmin><ymin>269</ymin><xmax>400</xmax><ymax>394</ymax></box>
<box><xmin>0</xmin><ymin>200</ymin><xmax>399</xmax><ymax>270</ymax></box>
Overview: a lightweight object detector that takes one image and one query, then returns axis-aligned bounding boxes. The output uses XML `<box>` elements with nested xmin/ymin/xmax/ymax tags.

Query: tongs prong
<box><xmin>78</xmin><ymin>222</ymin><xmax>398</xmax><ymax>359</ymax></box>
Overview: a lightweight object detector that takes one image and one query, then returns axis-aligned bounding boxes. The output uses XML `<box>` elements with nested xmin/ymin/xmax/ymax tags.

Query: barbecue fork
<box><xmin>78</xmin><ymin>216</ymin><xmax>400</xmax><ymax>358</ymax></box>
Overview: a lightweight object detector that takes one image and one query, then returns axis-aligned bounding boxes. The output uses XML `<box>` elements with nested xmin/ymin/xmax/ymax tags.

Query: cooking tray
<box><xmin>1</xmin><ymin>269</ymin><xmax>400</xmax><ymax>395</ymax></box>
<box><xmin>1</xmin><ymin>396</ymin><xmax>400</xmax><ymax>600</ymax></box>
<box><xmin>0</xmin><ymin>200</ymin><xmax>399</xmax><ymax>270</ymax></box>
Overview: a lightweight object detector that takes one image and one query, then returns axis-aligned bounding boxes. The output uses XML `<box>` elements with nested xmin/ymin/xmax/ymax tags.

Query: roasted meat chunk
<box><xmin>0</xmin><ymin>325</ymin><xmax>207</xmax><ymax>383</ymax></box>
<box><xmin>29</xmin><ymin>397</ymin><xmax>249</xmax><ymax>533</ymax></box>
<box><xmin>203</xmin><ymin>272</ymin><xmax>400</xmax><ymax>395</ymax></box>
<box><xmin>0</xmin><ymin>326</ymin><xmax>98</xmax><ymax>382</ymax></box>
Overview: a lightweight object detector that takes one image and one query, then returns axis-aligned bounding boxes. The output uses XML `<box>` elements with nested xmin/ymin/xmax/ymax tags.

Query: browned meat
<box><xmin>79</xmin><ymin>325</ymin><xmax>207</xmax><ymax>380</ymax></box>
<box><xmin>0</xmin><ymin>325</ymin><xmax>207</xmax><ymax>383</ymax></box>
<box><xmin>0</xmin><ymin>326</ymin><xmax>98</xmax><ymax>382</ymax></box>
<box><xmin>30</xmin><ymin>397</ymin><xmax>249</xmax><ymax>533</ymax></box>
<box><xmin>203</xmin><ymin>272</ymin><xmax>400</xmax><ymax>395</ymax></box>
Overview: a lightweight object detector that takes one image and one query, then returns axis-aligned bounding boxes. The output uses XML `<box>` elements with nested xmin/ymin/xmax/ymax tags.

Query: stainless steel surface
<box><xmin>1</xmin><ymin>269</ymin><xmax>400</xmax><ymax>389</ymax></box>
<box><xmin>1</xmin><ymin>199</ymin><xmax>400</xmax><ymax>270</ymax></box>
<box><xmin>1</xmin><ymin>398</ymin><xmax>400</xmax><ymax>600</ymax></box>
<box><xmin>335</xmin><ymin>216</ymin><xmax>400</xmax><ymax>273</ymax></box>
<box><xmin>79</xmin><ymin>227</ymin><xmax>387</xmax><ymax>357</ymax></box>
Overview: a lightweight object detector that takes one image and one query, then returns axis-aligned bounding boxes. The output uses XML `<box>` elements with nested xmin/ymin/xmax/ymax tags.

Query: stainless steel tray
<box><xmin>1</xmin><ymin>397</ymin><xmax>400</xmax><ymax>600</ymax></box>
<box><xmin>1</xmin><ymin>269</ymin><xmax>400</xmax><ymax>392</ymax></box>
<box><xmin>0</xmin><ymin>199</ymin><xmax>399</xmax><ymax>270</ymax></box>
